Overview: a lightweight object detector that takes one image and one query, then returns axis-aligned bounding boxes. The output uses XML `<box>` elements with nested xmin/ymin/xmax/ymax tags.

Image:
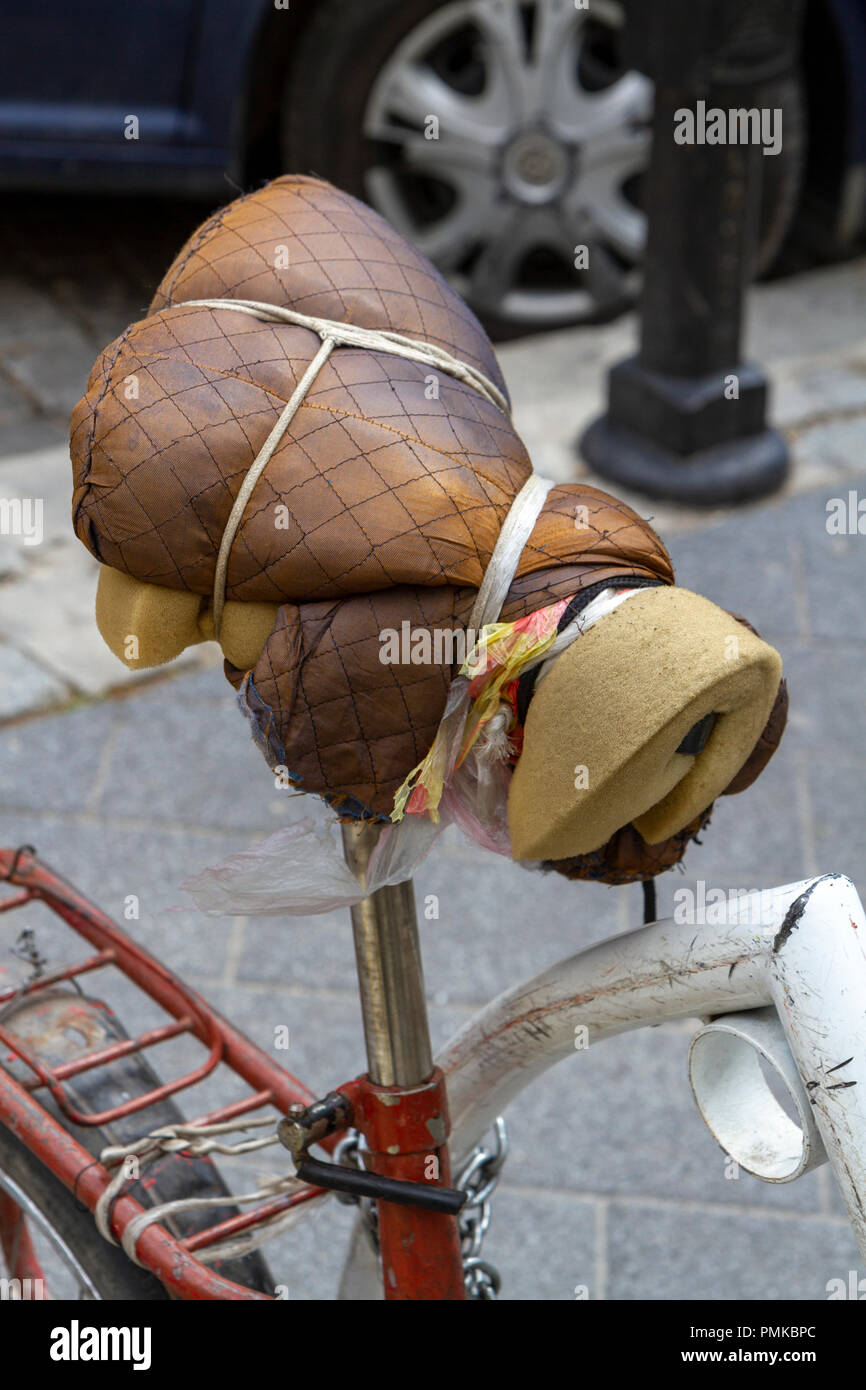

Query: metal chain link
<box><xmin>333</xmin><ymin>1117</ymin><xmax>508</xmax><ymax>1300</ymax></box>
<box><xmin>454</xmin><ymin>1117</ymin><xmax>507</xmax><ymax>1299</ymax></box>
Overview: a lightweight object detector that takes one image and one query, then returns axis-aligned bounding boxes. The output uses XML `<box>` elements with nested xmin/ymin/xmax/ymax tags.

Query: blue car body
<box><xmin>0</xmin><ymin>0</ymin><xmax>864</xmax><ymax>249</ymax></box>
<box><xmin>0</xmin><ymin>0</ymin><xmax>294</xmax><ymax>192</ymax></box>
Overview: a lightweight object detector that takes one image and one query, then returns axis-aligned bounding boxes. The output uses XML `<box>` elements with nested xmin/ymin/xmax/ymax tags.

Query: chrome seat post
<box><xmin>340</xmin><ymin>821</ymin><xmax>433</xmax><ymax>1087</ymax></box>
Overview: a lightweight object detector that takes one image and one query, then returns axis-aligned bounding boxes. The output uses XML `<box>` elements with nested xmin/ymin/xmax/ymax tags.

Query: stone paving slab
<box><xmin>0</xmin><ymin>643</ymin><xmax>68</xmax><ymax>719</ymax></box>
<box><xmin>498</xmin><ymin>258</ymin><xmax>866</xmax><ymax>538</ymax></box>
<box><xmin>606</xmin><ymin>1202</ymin><xmax>861</xmax><ymax>1301</ymax></box>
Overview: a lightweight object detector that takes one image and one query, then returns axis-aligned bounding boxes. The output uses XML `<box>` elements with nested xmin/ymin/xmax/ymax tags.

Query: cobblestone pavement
<box><xmin>1</xmin><ymin>195</ymin><xmax>865</xmax><ymax>1299</ymax></box>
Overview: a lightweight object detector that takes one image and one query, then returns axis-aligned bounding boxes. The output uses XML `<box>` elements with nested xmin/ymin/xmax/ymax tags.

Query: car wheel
<box><xmin>283</xmin><ymin>0</ymin><xmax>803</xmax><ymax>336</ymax></box>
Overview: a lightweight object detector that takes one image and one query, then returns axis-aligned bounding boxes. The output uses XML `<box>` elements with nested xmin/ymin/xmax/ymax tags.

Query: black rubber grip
<box><xmin>296</xmin><ymin>1155</ymin><xmax>468</xmax><ymax>1215</ymax></box>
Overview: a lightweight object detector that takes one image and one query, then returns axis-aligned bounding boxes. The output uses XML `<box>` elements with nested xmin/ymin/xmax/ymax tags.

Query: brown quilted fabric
<box><xmin>720</xmin><ymin>615</ymin><xmax>789</xmax><ymax>796</ymax></box>
<box><xmin>151</xmin><ymin>175</ymin><xmax>506</xmax><ymax>395</ymax></box>
<box><xmin>69</xmin><ymin>176</ymin><xmax>786</xmax><ymax>881</ymax></box>
<box><xmin>70</xmin><ymin>301</ymin><xmax>660</xmax><ymax>606</ymax></box>
<box><xmin>71</xmin><ymin>301</ymin><xmax>522</xmax><ymax>599</ymax></box>
<box><xmin>549</xmin><ymin>806</ymin><xmax>717</xmax><ymax>886</ymax></box>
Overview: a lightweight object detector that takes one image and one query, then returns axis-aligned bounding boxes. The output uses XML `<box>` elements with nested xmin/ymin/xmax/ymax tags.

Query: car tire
<box><xmin>282</xmin><ymin>0</ymin><xmax>804</xmax><ymax>336</ymax></box>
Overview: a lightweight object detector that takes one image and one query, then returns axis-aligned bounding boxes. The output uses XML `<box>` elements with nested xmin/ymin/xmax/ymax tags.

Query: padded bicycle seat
<box><xmin>70</xmin><ymin>175</ymin><xmax>787</xmax><ymax>883</ymax></box>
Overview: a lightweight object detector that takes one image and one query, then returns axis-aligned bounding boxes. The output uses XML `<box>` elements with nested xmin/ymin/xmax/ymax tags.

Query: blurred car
<box><xmin>1</xmin><ymin>0</ymin><xmax>864</xmax><ymax>333</ymax></box>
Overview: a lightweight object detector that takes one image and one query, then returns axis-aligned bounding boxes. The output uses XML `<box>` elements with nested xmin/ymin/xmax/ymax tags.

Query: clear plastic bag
<box><xmin>182</xmin><ymin>818</ymin><xmax>362</xmax><ymax>917</ymax></box>
<box><xmin>182</xmin><ymin>810</ymin><xmax>446</xmax><ymax>917</ymax></box>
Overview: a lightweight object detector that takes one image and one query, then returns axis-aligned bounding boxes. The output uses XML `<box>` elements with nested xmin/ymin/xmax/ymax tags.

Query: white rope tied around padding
<box><xmin>95</xmin><ymin>1114</ymin><xmax>321</xmax><ymax>1265</ymax></box>
<box><xmin>177</xmin><ymin>297</ymin><xmax>511</xmax><ymax>640</ymax></box>
<box><xmin>182</xmin><ymin>299</ymin><xmax>510</xmax><ymax>415</ymax></box>
<box><xmin>468</xmin><ymin>473</ymin><xmax>555</xmax><ymax>631</ymax></box>
<box><xmin>210</xmin><ymin>333</ymin><xmax>335</xmax><ymax>640</ymax></box>
<box><xmin>528</xmin><ymin>585</ymin><xmax>645</xmax><ymax>689</ymax></box>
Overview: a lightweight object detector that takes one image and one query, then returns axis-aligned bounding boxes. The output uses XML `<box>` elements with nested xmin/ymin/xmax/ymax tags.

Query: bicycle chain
<box><xmin>333</xmin><ymin>1117</ymin><xmax>508</xmax><ymax>1300</ymax></box>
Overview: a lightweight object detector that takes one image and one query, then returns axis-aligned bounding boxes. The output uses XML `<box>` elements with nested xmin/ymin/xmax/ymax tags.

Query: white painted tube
<box><xmin>767</xmin><ymin>874</ymin><xmax>866</xmax><ymax>1258</ymax></box>
<box><xmin>439</xmin><ymin>879</ymin><xmax>815</xmax><ymax>1161</ymax></box>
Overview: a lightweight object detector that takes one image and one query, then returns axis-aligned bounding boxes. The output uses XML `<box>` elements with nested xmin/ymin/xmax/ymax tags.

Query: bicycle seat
<box><xmin>69</xmin><ymin>175</ymin><xmax>787</xmax><ymax>886</ymax></box>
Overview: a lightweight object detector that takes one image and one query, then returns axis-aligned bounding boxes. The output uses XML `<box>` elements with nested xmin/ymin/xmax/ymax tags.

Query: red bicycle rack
<box><xmin>0</xmin><ymin>844</ymin><xmax>327</xmax><ymax>1300</ymax></box>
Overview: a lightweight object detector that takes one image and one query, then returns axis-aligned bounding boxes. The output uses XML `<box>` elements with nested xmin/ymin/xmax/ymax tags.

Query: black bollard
<box><xmin>581</xmin><ymin>0</ymin><xmax>805</xmax><ymax>505</ymax></box>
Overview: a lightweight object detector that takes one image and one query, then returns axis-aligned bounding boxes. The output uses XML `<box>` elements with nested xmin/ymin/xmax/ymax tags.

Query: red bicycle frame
<box><xmin>0</xmin><ymin>839</ymin><xmax>465</xmax><ymax>1300</ymax></box>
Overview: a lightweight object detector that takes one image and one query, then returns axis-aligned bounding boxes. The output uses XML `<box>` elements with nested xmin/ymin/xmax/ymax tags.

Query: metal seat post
<box><xmin>341</xmin><ymin>821</ymin><xmax>433</xmax><ymax>1087</ymax></box>
<box><xmin>340</xmin><ymin>821</ymin><xmax>465</xmax><ymax>1299</ymax></box>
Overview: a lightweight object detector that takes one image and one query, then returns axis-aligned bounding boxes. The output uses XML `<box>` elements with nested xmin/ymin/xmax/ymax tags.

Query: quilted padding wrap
<box><xmin>69</xmin><ymin>176</ymin><xmax>785</xmax><ymax>880</ymax></box>
<box><xmin>73</xmin><ymin>302</ymin><xmax>656</xmax><ymax>605</ymax></box>
<box><xmin>71</xmin><ymin>302</ymin><xmax>524</xmax><ymax>599</ymax></box>
<box><xmin>150</xmin><ymin>175</ymin><xmax>507</xmax><ymax>396</ymax></box>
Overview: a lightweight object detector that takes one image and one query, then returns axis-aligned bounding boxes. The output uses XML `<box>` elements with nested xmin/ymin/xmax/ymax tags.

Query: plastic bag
<box><xmin>182</xmin><ymin>818</ymin><xmax>362</xmax><ymax>917</ymax></box>
<box><xmin>182</xmin><ymin>811</ymin><xmax>446</xmax><ymax>917</ymax></box>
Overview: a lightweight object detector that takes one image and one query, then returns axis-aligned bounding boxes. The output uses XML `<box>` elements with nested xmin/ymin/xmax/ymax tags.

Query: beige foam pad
<box><xmin>95</xmin><ymin>565</ymin><xmax>278</xmax><ymax>672</ymax></box>
<box><xmin>508</xmin><ymin>586</ymin><xmax>782</xmax><ymax>862</ymax></box>
<box><xmin>195</xmin><ymin>602</ymin><xmax>281</xmax><ymax>670</ymax></box>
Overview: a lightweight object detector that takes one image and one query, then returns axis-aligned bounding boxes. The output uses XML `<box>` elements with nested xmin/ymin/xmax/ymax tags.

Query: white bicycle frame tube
<box><xmin>338</xmin><ymin>873</ymin><xmax>866</xmax><ymax>1296</ymax></box>
<box><xmin>441</xmin><ymin>873</ymin><xmax>866</xmax><ymax>1249</ymax></box>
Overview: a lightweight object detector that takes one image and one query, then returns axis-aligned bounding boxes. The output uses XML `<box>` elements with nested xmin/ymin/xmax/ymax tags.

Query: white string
<box><xmin>117</xmin><ymin>1177</ymin><xmax>311</xmax><ymax>1267</ymax></box>
<box><xmin>468</xmin><ymin>473</ymin><xmax>555</xmax><ymax>631</ymax></box>
<box><xmin>177</xmin><ymin>297</ymin><xmax>511</xmax><ymax>639</ymax></box>
<box><xmin>530</xmin><ymin>586</ymin><xmax>645</xmax><ymax>691</ymax></box>
<box><xmin>181</xmin><ymin>298</ymin><xmax>510</xmax><ymax>415</ymax></box>
<box><xmin>211</xmin><ymin>335</ymin><xmax>335</xmax><ymax>638</ymax></box>
<box><xmin>95</xmin><ymin>1114</ymin><xmax>325</xmax><ymax>1266</ymax></box>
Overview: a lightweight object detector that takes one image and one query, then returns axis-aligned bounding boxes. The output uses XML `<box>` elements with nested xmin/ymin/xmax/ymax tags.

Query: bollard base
<box><xmin>580</xmin><ymin>417</ymin><xmax>790</xmax><ymax>506</ymax></box>
<box><xmin>580</xmin><ymin>354</ymin><xmax>790</xmax><ymax>505</ymax></box>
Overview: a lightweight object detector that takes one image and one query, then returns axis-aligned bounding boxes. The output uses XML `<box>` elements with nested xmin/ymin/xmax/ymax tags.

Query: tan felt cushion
<box><xmin>196</xmin><ymin>601</ymin><xmax>282</xmax><ymax>670</ymax></box>
<box><xmin>95</xmin><ymin>567</ymin><xmax>203</xmax><ymax>669</ymax></box>
<box><xmin>508</xmin><ymin>586</ymin><xmax>782</xmax><ymax>861</ymax></box>
<box><xmin>95</xmin><ymin>566</ymin><xmax>278</xmax><ymax>671</ymax></box>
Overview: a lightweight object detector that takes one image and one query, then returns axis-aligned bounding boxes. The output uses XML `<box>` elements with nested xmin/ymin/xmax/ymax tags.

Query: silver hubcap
<box><xmin>502</xmin><ymin>130</ymin><xmax>570</xmax><ymax>203</ymax></box>
<box><xmin>363</xmin><ymin>0</ymin><xmax>652</xmax><ymax>326</ymax></box>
